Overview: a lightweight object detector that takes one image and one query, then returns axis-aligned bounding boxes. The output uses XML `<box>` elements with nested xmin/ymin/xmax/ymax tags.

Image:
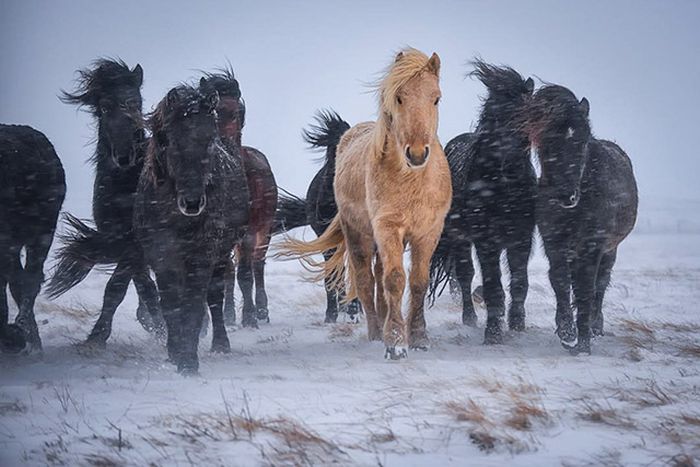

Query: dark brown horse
<box><xmin>199</xmin><ymin>69</ymin><xmax>277</xmax><ymax>328</ymax></box>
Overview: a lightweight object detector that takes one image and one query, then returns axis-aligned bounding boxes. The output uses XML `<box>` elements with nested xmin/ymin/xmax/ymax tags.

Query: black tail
<box><xmin>302</xmin><ymin>109</ymin><xmax>350</xmax><ymax>163</ymax></box>
<box><xmin>46</xmin><ymin>214</ymin><xmax>131</xmax><ymax>298</ymax></box>
<box><xmin>272</xmin><ymin>189</ymin><xmax>308</xmax><ymax>235</ymax></box>
<box><xmin>427</xmin><ymin>232</ymin><xmax>455</xmax><ymax>306</ymax></box>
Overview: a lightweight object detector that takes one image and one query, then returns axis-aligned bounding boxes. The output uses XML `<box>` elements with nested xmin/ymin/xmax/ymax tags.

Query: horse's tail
<box><xmin>303</xmin><ymin>109</ymin><xmax>350</xmax><ymax>163</ymax></box>
<box><xmin>427</xmin><ymin>230</ymin><xmax>455</xmax><ymax>306</ymax></box>
<box><xmin>275</xmin><ymin>214</ymin><xmax>351</xmax><ymax>298</ymax></box>
<box><xmin>46</xmin><ymin>214</ymin><xmax>131</xmax><ymax>298</ymax></box>
<box><xmin>272</xmin><ymin>188</ymin><xmax>308</xmax><ymax>235</ymax></box>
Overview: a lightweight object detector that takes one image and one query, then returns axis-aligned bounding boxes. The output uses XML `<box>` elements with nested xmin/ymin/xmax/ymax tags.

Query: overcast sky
<box><xmin>1</xmin><ymin>0</ymin><xmax>698</xmax><ymax>218</ymax></box>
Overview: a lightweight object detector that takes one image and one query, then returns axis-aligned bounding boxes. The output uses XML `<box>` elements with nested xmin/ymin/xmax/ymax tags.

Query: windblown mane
<box><xmin>60</xmin><ymin>58</ymin><xmax>141</xmax><ymax>109</ymax></box>
<box><xmin>471</xmin><ymin>59</ymin><xmax>530</xmax><ymax>99</ymax></box>
<box><xmin>529</xmin><ymin>84</ymin><xmax>581</xmax><ymax>125</ymax></box>
<box><xmin>302</xmin><ymin>109</ymin><xmax>350</xmax><ymax>165</ymax></box>
<box><xmin>373</xmin><ymin>48</ymin><xmax>434</xmax><ymax>152</ymax></box>
<box><xmin>200</xmin><ymin>66</ymin><xmax>245</xmax><ymax>129</ymax></box>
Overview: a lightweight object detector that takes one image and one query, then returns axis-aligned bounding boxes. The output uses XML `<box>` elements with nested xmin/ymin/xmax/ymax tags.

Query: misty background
<box><xmin>1</xmin><ymin>0</ymin><xmax>699</xmax><ymax>230</ymax></box>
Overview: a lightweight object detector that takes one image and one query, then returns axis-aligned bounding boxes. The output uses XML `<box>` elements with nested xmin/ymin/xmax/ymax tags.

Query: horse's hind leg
<box><xmin>223</xmin><ymin>257</ymin><xmax>236</xmax><ymax>325</ymax></box>
<box><xmin>506</xmin><ymin>239</ymin><xmax>532</xmax><ymax>332</ymax></box>
<box><xmin>208</xmin><ymin>260</ymin><xmax>231</xmax><ymax>353</ymax></box>
<box><xmin>14</xmin><ymin>235</ymin><xmax>52</xmax><ymax>351</ymax></box>
<box><xmin>237</xmin><ymin>235</ymin><xmax>257</xmax><ymax>329</ymax></box>
<box><xmin>454</xmin><ymin>241</ymin><xmax>476</xmax><ymax>327</ymax></box>
<box><xmin>253</xmin><ymin>229</ymin><xmax>272</xmax><ymax>323</ymax></box>
<box><xmin>344</xmin><ymin>222</ymin><xmax>379</xmax><ymax>341</ymax></box>
<box><xmin>85</xmin><ymin>260</ymin><xmax>131</xmax><ymax>347</ymax></box>
<box><xmin>0</xmin><ymin>251</ymin><xmax>26</xmax><ymax>353</ymax></box>
<box><xmin>322</xmin><ymin>249</ymin><xmax>340</xmax><ymax>323</ymax></box>
<box><xmin>474</xmin><ymin>241</ymin><xmax>505</xmax><ymax>345</ymax></box>
<box><xmin>592</xmin><ymin>250</ymin><xmax>616</xmax><ymax>337</ymax></box>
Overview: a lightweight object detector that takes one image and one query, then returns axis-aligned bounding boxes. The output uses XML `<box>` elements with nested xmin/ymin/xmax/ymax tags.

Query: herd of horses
<box><xmin>0</xmin><ymin>48</ymin><xmax>638</xmax><ymax>374</ymax></box>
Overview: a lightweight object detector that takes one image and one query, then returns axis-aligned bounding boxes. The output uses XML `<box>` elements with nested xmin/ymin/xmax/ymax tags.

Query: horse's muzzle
<box><xmin>405</xmin><ymin>145</ymin><xmax>430</xmax><ymax>168</ymax></box>
<box><xmin>177</xmin><ymin>194</ymin><xmax>207</xmax><ymax>217</ymax></box>
<box><xmin>558</xmin><ymin>189</ymin><xmax>580</xmax><ymax>209</ymax></box>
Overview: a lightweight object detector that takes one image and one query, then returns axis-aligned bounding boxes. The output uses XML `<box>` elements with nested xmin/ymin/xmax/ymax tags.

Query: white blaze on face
<box><xmin>566</xmin><ymin>127</ymin><xmax>575</xmax><ymax>139</ymax></box>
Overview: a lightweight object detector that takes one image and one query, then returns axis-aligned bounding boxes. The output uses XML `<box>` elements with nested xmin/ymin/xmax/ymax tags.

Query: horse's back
<box><xmin>594</xmin><ymin>139</ymin><xmax>638</xmax><ymax>245</ymax></box>
<box><xmin>0</xmin><ymin>124</ymin><xmax>66</xmax><ymax>238</ymax></box>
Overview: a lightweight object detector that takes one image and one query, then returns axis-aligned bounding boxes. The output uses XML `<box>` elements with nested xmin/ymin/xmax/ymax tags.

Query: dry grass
<box><xmin>677</xmin><ymin>343</ymin><xmax>700</xmax><ymax>358</ymax></box>
<box><xmin>0</xmin><ymin>400</ymin><xmax>26</xmax><ymax>416</ymax></box>
<box><xmin>445</xmin><ymin>400</ymin><xmax>492</xmax><ymax>426</ymax></box>
<box><xmin>328</xmin><ymin>323</ymin><xmax>355</xmax><ymax>340</ymax></box>
<box><xmin>505</xmin><ymin>397</ymin><xmax>549</xmax><ymax>431</ymax></box>
<box><xmin>619</xmin><ymin>318</ymin><xmax>657</xmax><ymax>352</ymax></box>
<box><xmin>577</xmin><ymin>399</ymin><xmax>635</xmax><ymax>429</ymax></box>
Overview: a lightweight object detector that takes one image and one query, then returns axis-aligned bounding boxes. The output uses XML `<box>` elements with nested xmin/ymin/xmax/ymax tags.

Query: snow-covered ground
<box><xmin>1</xmin><ymin>229</ymin><xmax>699</xmax><ymax>466</ymax></box>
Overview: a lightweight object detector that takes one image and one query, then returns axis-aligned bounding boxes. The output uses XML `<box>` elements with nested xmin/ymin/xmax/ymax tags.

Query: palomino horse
<box><xmin>280</xmin><ymin>48</ymin><xmax>451</xmax><ymax>359</ymax></box>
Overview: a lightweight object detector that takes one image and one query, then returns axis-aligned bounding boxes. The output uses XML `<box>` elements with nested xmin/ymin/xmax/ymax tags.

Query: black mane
<box><xmin>302</xmin><ymin>109</ymin><xmax>350</xmax><ymax>164</ymax></box>
<box><xmin>470</xmin><ymin>58</ymin><xmax>531</xmax><ymax>99</ymax></box>
<box><xmin>60</xmin><ymin>58</ymin><xmax>141</xmax><ymax>109</ymax></box>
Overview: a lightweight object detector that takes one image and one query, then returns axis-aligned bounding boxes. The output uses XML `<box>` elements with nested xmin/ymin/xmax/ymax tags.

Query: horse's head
<box><xmin>380</xmin><ymin>48</ymin><xmax>441</xmax><ymax>169</ymax></box>
<box><xmin>528</xmin><ymin>85</ymin><xmax>591</xmax><ymax>209</ymax></box>
<box><xmin>198</xmin><ymin>69</ymin><xmax>245</xmax><ymax>145</ymax></box>
<box><xmin>149</xmin><ymin>85</ymin><xmax>220</xmax><ymax>217</ymax></box>
<box><xmin>61</xmin><ymin>58</ymin><xmax>145</xmax><ymax>169</ymax></box>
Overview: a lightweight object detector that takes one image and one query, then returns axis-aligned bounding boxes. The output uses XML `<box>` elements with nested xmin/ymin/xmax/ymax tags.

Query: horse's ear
<box><xmin>524</xmin><ymin>77</ymin><xmax>535</xmax><ymax>94</ymax></box>
<box><xmin>166</xmin><ymin>88</ymin><xmax>180</xmax><ymax>109</ymax></box>
<box><xmin>579</xmin><ymin>97</ymin><xmax>590</xmax><ymax>118</ymax></box>
<box><xmin>199</xmin><ymin>76</ymin><xmax>207</xmax><ymax>88</ymax></box>
<box><xmin>238</xmin><ymin>98</ymin><xmax>246</xmax><ymax>127</ymax></box>
<box><xmin>132</xmin><ymin>64</ymin><xmax>143</xmax><ymax>87</ymax></box>
<box><xmin>427</xmin><ymin>53</ymin><xmax>441</xmax><ymax>76</ymax></box>
<box><xmin>395</xmin><ymin>51</ymin><xmax>404</xmax><ymax>63</ymax></box>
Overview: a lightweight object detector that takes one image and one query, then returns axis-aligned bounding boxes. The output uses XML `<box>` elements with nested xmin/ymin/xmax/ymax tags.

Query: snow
<box><xmin>1</xmin><ymin>227</ymin><xmax>699</xmax><ymax>466</ymax></box>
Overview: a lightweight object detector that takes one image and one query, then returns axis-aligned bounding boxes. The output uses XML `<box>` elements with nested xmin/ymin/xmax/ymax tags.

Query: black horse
<box><xmin>199</xmin><ymin>69</ymin><xmax>278</xmax><ymax>327</ymax></box>
<box><xmin>1</xmin><ymin>124</ymin><xmax>66</xmax><ymax>352</ymax></box>
<box><xmin>135</xmin><ymin>84</ymin><xmax>250</xmax><ymax>374</ymax></box>
<box><xmin>47</xmin><ymin>59</ymin><xmax>164</xmax><ymax>346</ymax></box>
<box><xmin>429</xmin><ymin>61</ymin><xmax>536</xmax><ymax>344</ymax></box>
<box><xmin>274</xmin><ymin>110</ymin><xmax>361</xmax><ymax>323</ymax></box>
<box><xmin>527</xmin><ymin>84</ymin><xmax>638</xmax><ymax>355</ymax></box>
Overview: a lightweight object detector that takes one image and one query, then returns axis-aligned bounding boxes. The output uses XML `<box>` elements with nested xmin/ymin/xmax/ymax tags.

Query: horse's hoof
<box><xmin>409</xmin><ymin>333</ymin><xmax>430</xmax><ymax>351</ymax></box>
<box><xmin>462</xmin><ymin>311</ymin><xmax>478</xmax><ymax>327</ymax></box>
<box><xmin>76</xmin><ymin>338</ymin><xmax>106</xmax><ymax>355</ymax></box>
<box><xmin>324</xmin><ymin>314</ymin><xmax>338</xmax><ymax>324</ymax></box>
<box><xmin>367</xmin><ymin>327</ymin><xmax>382</xmax><ymax>342</ymax></box>
<box><xmin>0</xmin><ymin>324</ymin><xmax>27</xmax><ymax>354</ymax></box>
<box><xmin>556</xmin><ymin>323</ymin><xmax>578</xmax><ymax>348</ymax></box>
<box><xmin>508</xmin><ymin>313</ymin><xmax>525</xmax><ymax>332</ymax></box>
<box><xmin>241</xmin><ymin>318</ymin><xmax>259</xmax><ymax>329</ymax></box>
<box><xmin>211</xmin><ymin>339</ymin><xmax>231</xmax><ymax>354</ymax></box>
<box><xmin>569</xmin><ymin>338</ymin><xmax>591</xmax><ymax>356</ymax></box>
<box><xmin>384</xmin><ymin>346</ymin><xmax>408</xmax><ymax>360</ymax></box>
<box><xmin>256</xmin><ymin>308</ymin><xmax>270</xmax><ymax>323</ymax></box>
<box><xmin>410</xmin><ymin>342</ymin><xmax>430</xmax><ymax>352</ymax></box>
<box><xmin>483</xmin><ymin>325</ymin><xmax>503</xmax><ymax>345</ymax></box>
<box><xmin>177</xmin><ymin>361</ymin><xmax>199</xmax><ymax>376</ymax></box>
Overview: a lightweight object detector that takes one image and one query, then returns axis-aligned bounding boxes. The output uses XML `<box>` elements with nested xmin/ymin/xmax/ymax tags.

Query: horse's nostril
<box><xmin>405</xmin><ymin>146</ymin><xmax>411</xmax><ymax>161</ymax></box>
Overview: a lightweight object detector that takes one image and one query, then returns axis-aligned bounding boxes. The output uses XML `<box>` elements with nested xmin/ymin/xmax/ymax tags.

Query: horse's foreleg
<box><xmin>237</xmin><ymin>235</ymin><xmax>257</xmax><ymax>329</ymax></box>
<box><xmin>545</xmin><ymin>246</ymin><xmax>575</xmax><ymax>346</ymax></box>
<box><xmin>253</xmin><ymin>232</ymin><xmax>271</xmax><ymax>323</ymax></box>
<box><xmin>132</xmin><ymin>262</ymin><xmax>165</xmax><ymax>339</ymax></box>
<box><xmin>407</xmin><ymin>235</ymin><xmax>439</xmax><ymax>351</ymax></box>
<box><xmin>375</xmin><ymin>227</ymin><xmax>407</xmax><ymax>359</ymax></box>
<box><xmin>85</xmin><ymin>260</ymin><xmax>132</xmax><ymax>347</ymax></box>
<box><xmin>208</xmin><ymin>260</ymin><xmax>231</xmax><ymax>353</ymax></box>
<box><xmin>15</xmin><ymin>235</ymin><xmax>52</xmax><ymax>351</ymax></box>
<box><xmin>506</xmin><ymin>238</ymin><xmax>533</xmax><ymax>332</ymax></box>
<box><xmin>453</xmin><ymin>240</ymin><xmax>476</xmax><ymax>327</ymax></box>
<box><xmin>571</xmin><ymin>243</ymin><xmax>603</xmax><ymax>355</ymax></box>
<box><xmin>592</xmin><ymin>250</ymin><xmax>617</xmax><ymax>337</ymax></box>
<box><xmin>474</xmin><ymin>241</ymin><xmax>505</xmax><ymax>345</ymax></box>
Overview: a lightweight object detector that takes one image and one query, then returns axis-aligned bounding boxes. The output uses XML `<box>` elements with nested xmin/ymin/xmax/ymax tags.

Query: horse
<box><xmin>46</xmin><ymin>59</ymin><xmax>165</xmax><ymax>346</ymax></box>
<box><xmin>1</xmin><ymin>124</ymin><xmax>66</xmax><ymax>352</ymax></box>
<box><xmin>198</xmin><ymin>69</ymin><xmax>278</xmax><ymax>327</ymax></box>
<box><xmin>135</xmin><ymin>84</ymin><xmax>250</xmax><ymax>374</ymax></box>
<box><xmin>273</xmin><ymin>110</ymin><xmax>362</xmax><ymax>323</ymax></box>
<box><xmin>526</xmin><ymin>84</ymin><xmax>638</xmax><ymax>355</ymax></box>
<box><xmin>279</xmin><ymin>48</ymin><xmax>451</xmax><ymax>359</ymax></box>
<box><xmin>428</xmin><ymin>61</ymin><xmax>536</xmax><ymax>345</ymax></box>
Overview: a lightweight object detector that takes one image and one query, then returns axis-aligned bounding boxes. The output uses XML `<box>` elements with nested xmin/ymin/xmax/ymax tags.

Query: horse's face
<box><xmin>533</xmin><ymin>94</ymin><xmax>591</xmax><ymax>209</ymax></box>
<box><xmin>215</xmin><ymin>95</ymin><xmax>245</xmax><ymax>142</ymax></box>
<box><xmin>390</xmin><ymin>53</ymin><xmax>441</xmax><ymax>169</ymax></box>
<box><xmin>97</xmin><ymin>65</ymin><xmax>144</xmax><ymax>168</ymax></box>
<box><xmin>158</xmin><ymin>88</ymin><xmax>220</xmax><ymax>217</ymax></box>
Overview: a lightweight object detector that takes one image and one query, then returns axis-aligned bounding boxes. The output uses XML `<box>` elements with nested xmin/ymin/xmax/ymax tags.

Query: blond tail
<box><xmin>274</xmin><ymin>214</ymin><xmax>353</xmax><ymax>298</ymax></box>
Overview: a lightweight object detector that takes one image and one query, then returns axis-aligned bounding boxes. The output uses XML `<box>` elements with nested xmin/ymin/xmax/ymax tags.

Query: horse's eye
<box><xmin>397</xmin><ymin>96</ymin><xmax>403</xmax><ymax>105</ymax></box>
<box><xmin>100</xmin><ymin>106</ymin><xmax>109</xmax><ymax>115</ymax></box>
<box><xmin>434</xmin><ymin>97</ymin><xmax>440</xmax><ymax>106</ymax></box>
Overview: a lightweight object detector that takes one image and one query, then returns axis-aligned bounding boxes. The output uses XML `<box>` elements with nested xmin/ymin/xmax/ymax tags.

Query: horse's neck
<box><xmin>373</xmin><ymin>117</ymin><xmax>405</xmax><ymax>171</ymax></box>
